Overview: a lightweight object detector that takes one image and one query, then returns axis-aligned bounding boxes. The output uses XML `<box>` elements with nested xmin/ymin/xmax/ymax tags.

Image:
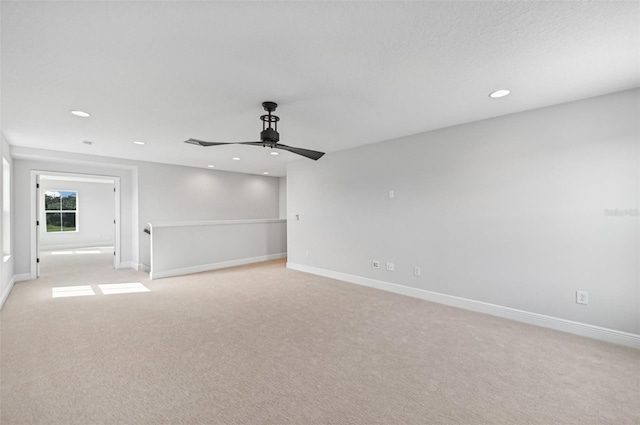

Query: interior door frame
<box><xmin>29</xmin><ymin>170</ymin><xmax>121</xmax><ymax>279</ymax></box>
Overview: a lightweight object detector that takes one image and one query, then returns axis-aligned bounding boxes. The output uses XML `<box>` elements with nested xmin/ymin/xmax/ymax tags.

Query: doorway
<box><xmin>30</xmin><ymin>171</ymin><xmax>121</xmax><ymax>278</ymax></box>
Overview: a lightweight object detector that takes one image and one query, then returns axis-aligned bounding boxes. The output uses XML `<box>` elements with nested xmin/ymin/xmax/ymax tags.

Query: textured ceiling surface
<box><xmin>2</xmin><ymin>1</ymin><xmax>639</xmax><ymax>176</ymax></box>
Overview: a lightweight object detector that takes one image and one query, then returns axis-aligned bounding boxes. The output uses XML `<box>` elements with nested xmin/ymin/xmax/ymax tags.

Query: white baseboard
<box><xmin>116</xmin><ymin>261</ymin><xmax>138</xmax><ymax>270</ymax></box>
<box><xmin>152</xmin><ymin>253</ymin><xmax>287</xmax><ymax>280</ymax></box>
<box><xmin>0</xmin><ymin>276</ymin><xmax>16</xmax><ymax>311</ymax></box>
<box><xmin>14</xmin><ymin>273</ymin><xmax>34</xmax><ymax>282</ymax></box>
<box><xmin>287</xmin><ymin>263</ymin><xmax>640</xmax><ymax>350</ymax></box>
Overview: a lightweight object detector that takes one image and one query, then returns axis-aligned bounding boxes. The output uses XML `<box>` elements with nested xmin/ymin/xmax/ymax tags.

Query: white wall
<box><xmin>279</xmin><ymin>177</ymin><xmax>287</xmax><ymax>219</ymax></box>
<box><xmin>0</xmin><ymin>132</ymin><xmax>15</xmax><ymax>308</ymax></box>
<box><xmin>287</xmin><ymin>89</ymin><xmax>639</xmax><ymax>335</ymax></box>
<box><xmin>39</xmin><ymin>179</ymin><xmax>115</xmax><ymax>250</ymax></box>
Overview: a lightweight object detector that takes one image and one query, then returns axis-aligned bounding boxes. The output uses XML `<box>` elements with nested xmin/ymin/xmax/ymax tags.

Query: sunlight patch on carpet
<box><xmin>98</xmin><ymin>282</ymin><xmax>150</xmax><ymax>295</ymax></box>
<box><xmin>52</xmin><ymin>285</ymin><xmax>96</xmax><ymax>298</ymax></box>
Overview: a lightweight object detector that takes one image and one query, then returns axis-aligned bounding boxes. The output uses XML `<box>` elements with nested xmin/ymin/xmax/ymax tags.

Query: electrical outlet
<box><xmin>386</xmin><ymin>262</ymin><xmax>394</xmax><ymax>272</ymax></box>
<box><xmin>413</xmin><ymin>266</ymin><xmax>421</xmax><ymax>277</ymax></box>
<box><xmin>388</xmin><ymin>190</ymin><xmax>395</xmax><ymax>199</ymax></box>
<box><xmin>576</xmin><ymin>290</ymin><xmax>589</xmax><ymax>305</ymax></box>
<box><xmin>305</xmin><ymin>250</ymin><xmax>310</xmax><ymax>258</ymax></box>
<box><xmin>372</xmin><ymin>260</ymin><xmax>380</xmax><ymax>269</ymax></box>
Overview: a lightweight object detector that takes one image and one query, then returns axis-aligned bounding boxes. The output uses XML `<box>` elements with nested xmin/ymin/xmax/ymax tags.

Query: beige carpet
<box><xmin>1</xmin><ymin>249</ymin><xmax>638</xmax><ymax>424</ymax></box>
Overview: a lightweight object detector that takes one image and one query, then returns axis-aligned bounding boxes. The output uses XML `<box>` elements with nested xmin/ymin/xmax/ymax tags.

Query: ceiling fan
<box><xmin>185</xmin><ymin>102</ymin><xmax>325</xmax><ymax>161</ymax></box>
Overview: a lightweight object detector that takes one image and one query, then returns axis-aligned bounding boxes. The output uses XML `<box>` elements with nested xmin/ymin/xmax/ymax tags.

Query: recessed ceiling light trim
<box><xmin>70</xmin><ymin>110</ymin><xmax>91</xmax><ymax>117</ymax></box>
<box><xmin>133</xmin><ymin>141</ymin><xmax>146</xmax><ymax>145</ymax></box>
<box><xmin>489</xmin><ymin>89</ymin><xmax>511</xmax><ymax>98</ymax></box>
<box><xmin>232</xmin><ymin>157</ymin><xmax>240</xmax><ymax>161</ymax></box>
<box><xmin>207</xmin><ymin>165</ymin><xmax>215</xmax><ymax>168</ymax></box>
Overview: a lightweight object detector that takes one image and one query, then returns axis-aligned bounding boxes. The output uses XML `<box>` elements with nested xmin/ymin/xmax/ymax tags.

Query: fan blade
<box><xmin>185</xmin><ymin>139</ymin><xmax>263</xmax><ymax>147</ymax></box>
<box><xmin>276</xmin><ymin>144</ymin><xmax>325</xmax><ymax>161</ymax></box>
<box><xmin>185</xmin><ymin>138</ymin><xmax>325</xmax><ymax>160</ymax></box>
<box><xmin>184</xmin><ymin>138</ymin><xmax>232</xmax><ymax>147</ymax></box>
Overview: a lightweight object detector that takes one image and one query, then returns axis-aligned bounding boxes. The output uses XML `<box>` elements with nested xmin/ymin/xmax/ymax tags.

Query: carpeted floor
<box><xmin>1</xmin><ymin>249</ymin><xmax>639</xmax><ymax>424</ymax></box>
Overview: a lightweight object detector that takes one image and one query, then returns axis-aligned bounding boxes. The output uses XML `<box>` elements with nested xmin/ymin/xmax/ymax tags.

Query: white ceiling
<box><xmin>2</xmin><ymin>1</ymin><xmax>638</xmax><ymax>177</ymax></box>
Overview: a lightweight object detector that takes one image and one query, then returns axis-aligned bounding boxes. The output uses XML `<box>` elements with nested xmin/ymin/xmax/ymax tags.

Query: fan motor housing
<box><xmin>261</xmin><ymin>127</ymin><xmax>279</xmax><ymax>144</ymax></box>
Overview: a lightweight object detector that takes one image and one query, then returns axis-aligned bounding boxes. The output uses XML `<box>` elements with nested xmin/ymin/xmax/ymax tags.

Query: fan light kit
<box><xmin>185</xmin><ymin>102</ymin><xmax>325</xmax><ymax>161</ymax></box>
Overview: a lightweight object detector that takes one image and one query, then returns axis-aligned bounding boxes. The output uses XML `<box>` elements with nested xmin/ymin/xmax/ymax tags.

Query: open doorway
<box><xmin>33</xmin><ymin>172</ymin><xmax>120</xmax><ymax>278</ymax></box>
<box><xmin>39</xmin><ymin>246</ymin><xmax>116</xmax><ymax>280</ymax></box>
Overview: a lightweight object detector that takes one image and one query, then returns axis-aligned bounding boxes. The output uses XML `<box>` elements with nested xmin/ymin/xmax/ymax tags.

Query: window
<box><xmin>2</xmin><ymin>158</ymin><xmax>10</xmax><ymax>260</ymax></box>
<box><xmin>45</xmin><ymin>190</ymin><xmax>78</xmax><ymax>232</ymax></box>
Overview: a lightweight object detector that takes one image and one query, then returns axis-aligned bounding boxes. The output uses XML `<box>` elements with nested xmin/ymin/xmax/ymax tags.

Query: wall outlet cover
<box><xmin>576</xmin><ymin>290</ymin><xmax>589</xmax><ymax>305</ymax></box>
<box><xmin>372</xmin><ymin>260</ymin><xmax>380</xmax><ymax>269</ymax></box>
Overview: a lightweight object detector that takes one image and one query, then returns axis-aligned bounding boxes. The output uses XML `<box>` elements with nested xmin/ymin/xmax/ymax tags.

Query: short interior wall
<box><xmin>149</xmin><ymin>219</ymin><xmax>287</xmax><ymax>279</ymax></box>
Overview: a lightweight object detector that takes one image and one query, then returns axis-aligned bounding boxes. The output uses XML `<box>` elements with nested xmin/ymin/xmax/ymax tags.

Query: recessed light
<box><xmin>82</xmin><ymin>140</ymin><xmax>93</xmax><ymax>145</ymax></box>
<box><xmin>489</xmin><ymin>89</ymin><xmax>510</xmax><ymax>98</ymax></box>
<box><xmin>70</xmin><ymin>110</ymin><xmax>91</xmax><ymax>117</ymax></box>
<box><xmin>207</xmin><ymin>165</ymin><xmax>215</xmax><ymax>168</ymax></box>
<box><xmin>232</xmin><ymin>157</ymin><xmax>240</xmax><ymax>161</ymax></box>
<box><xmin>263</xmin><ymin>172</ymin><xmax>269</xmax><ymax>175</ymax></box>
<box><xmin>270</xmin><ymin>151</ymin><xmax>279</xmax><ymax>156</ymax></box>
<box><xmin>133</xmin><ymin>141</ymin><xmax>146</xmax><ymax>145</ymax></box>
